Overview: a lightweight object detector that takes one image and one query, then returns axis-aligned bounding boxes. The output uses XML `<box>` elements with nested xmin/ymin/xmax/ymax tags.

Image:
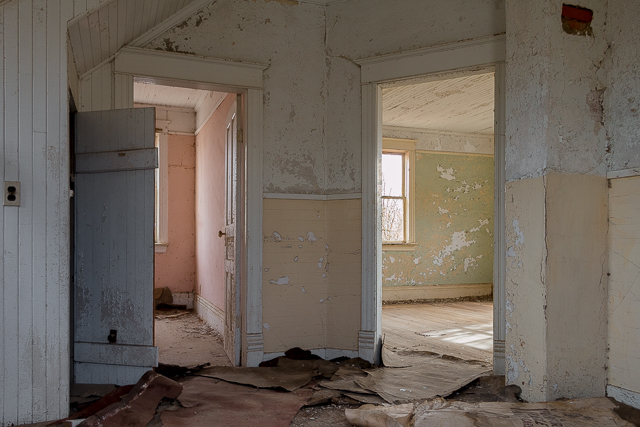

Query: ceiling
<box><xmin>382</xmin><ymin>72</ymin><xmax>495</xmax><ymax>135</ymax></box>
<box><xmin>68</xmin><ymin>0</ymin><xmax>207</xmax><ymax>76</ymax></box>
<box><xmin>134</xmin><ymin>82</ymin><xmax>215</xmax><ymax>110</ymax></box>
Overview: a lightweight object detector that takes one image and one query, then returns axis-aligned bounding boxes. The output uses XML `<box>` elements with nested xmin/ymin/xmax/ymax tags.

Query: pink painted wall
<box><xmin>155</xmin><ymin>134</ymin><xmax>196</xmax><ymax>293</ymax></box>
<box><xmin>195</xmin><ymin>94</ymin><xmax>236</xmax><ymax>309</ymax></box>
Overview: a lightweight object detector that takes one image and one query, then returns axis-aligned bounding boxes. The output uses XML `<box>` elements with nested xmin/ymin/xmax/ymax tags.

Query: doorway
<box><xmin>132</xmin><ymin>81</ymin><xmax>242</xmax><ymax>366</ymax></box>
<box><xmin>378</xmin><ymin>70</ymin><xmax>496</xmax><ymax>365</ymax></box>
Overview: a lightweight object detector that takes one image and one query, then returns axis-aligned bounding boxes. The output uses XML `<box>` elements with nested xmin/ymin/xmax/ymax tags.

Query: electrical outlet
<box><xmin>4</xmin><ymin>181</ymin><xmax>20</xmax><ymax>206</ymax></box>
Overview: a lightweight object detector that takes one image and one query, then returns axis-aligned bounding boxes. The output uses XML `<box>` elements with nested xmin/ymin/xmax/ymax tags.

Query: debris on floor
<box><xmin>153</xmin><ymin>287</ymin><xmax>186</xmax><ymax>310</ymax></box>
<box><xmin>154</xmin><ymin>309</ymin><xmax>230</xmax><ymax>368</ymax></box>
<box><xmin>345</xmin><ymin>396</ymin><xmax>636</xmax><ymax>427</ymax></box>
<box><xmin>78</xmin><ymin>371</ymin><xmax>182</xmax><ymax>427</ymax></box>
<box><xmin>160</xmin><ymin>376</ymin><xmax>312</xmax><ymax>427</ymax></box>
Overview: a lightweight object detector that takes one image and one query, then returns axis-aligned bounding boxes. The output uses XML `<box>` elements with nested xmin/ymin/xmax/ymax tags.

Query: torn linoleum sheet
<box><xmin>343</xmin><ymin>345</ymin><xmax>491</xmax><ymax>404</ymax></box>
<box><xmin>345</xmin><ymin>397</ymin><xmax>635</xmax><ymax>427</ymax></box>
<box><xmin>162</xmin><ymin>376</ymin><xmax>312</xmax><ymax>427</ymax></box>
<box><xmin>197</xmin><ymin>364</ymin><xmax>318</xmax><ymax>391</ymax></box>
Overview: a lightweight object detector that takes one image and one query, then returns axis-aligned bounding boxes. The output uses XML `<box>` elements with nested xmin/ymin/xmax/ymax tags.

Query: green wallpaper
<box><xmin>383</xmin><ymin>152</ymin><xmax>494</xmax><ymax>287</ymax></box>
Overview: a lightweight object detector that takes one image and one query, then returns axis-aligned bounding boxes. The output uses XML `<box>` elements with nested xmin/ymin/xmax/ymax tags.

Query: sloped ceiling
<box><xmin>382</xmin><ymin>72</ymin><xmax>495</xmax><ymax>135</ymax></box>
<box><xmin>68</xmin><ymin>0</ymin><xmax>207</xmax><ymax>76</ymax></box>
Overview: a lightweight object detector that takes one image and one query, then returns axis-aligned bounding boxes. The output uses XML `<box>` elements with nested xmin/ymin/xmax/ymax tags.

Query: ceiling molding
<box><xmin>130</xmin><ymin>0</ymin><xmax>213</xmax><ymax>47</ymax></box>
<box><xmin>356</xmin><ymin>34</ymin><xmax>506</xmax><ymax>85</ymax></box>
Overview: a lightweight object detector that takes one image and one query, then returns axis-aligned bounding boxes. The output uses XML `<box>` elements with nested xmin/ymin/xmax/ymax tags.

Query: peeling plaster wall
<box><xmin>505</xmin><ymin>0</ymin><xmax>610</xmax><ymax>402</ymax></box>
<box><xmin>383</xmin><ymin>127</ymin><xmax>494</xmax><ymax>155</ymax></box>
<box><xmin>608</xmin><ymin>176</ymin><xmax>640</xmax><ymax>403</ymax></box>
<box><xmin>144</xmin><ymin>1</ymin><xmax>328</xmax><ymax>194</ymax></box>
<box><xmin>324</xmin><ymin>0</ymin><xmax>505</xmax><ymax>193</ymax></box>
<box><xmin>262</xmin><ymin>199</ymin><xmax>361</xmax><ymax>353</ymax></box>
<box><xmin>505</xmin><ymin>0</ymin><xmax>608</xmax><ymax>181</ymax></box>
<box><xmin>604</xmin><ymin>0</ymin><xmax>640</xmax><ymax>172</ymax></box>
<box><xmin>154</xmin><ymin>134</ymin><xmax>197</xmax><ymax>294</ymax></box>
<box><xmin>382</xmin><ymin>152</ymin><xmax>494</xmax><ymax>296</ymax></box>
<box><xmin>195</xmin><ymin>95</ymin><xmax>235</xmax><ymax>312</ymax></box>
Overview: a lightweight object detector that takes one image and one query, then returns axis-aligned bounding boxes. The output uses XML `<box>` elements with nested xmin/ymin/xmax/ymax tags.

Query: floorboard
<box><xmin>382</xmin><ymin>301</ymin><xmax>493</xmax><ymax>363</ymax></box>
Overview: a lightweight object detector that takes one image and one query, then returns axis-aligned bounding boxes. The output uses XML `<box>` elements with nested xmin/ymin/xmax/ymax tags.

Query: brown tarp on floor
<box><xmin>345</xmin><ymin>397</ymin><xmax>635</xmax><ymax>427</ymax></box>
<box><xmin>161</xmin><ymin>376</ymin><xmax>312</xmax><ymax>427</ymax></box>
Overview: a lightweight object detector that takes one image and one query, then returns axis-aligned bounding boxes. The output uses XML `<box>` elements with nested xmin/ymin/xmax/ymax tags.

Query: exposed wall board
<box><xmin>0</xmin><ymin>0</ymin><xmax>73</xmax><ymax>424</ymax></box>
<box><xmin>383</xmin><ymin>127</ymin><xmax>494</xmax><ymax>155</ymax></box>
<box><xmin>195</xmin><ymin>94</ymin><xmax>235</xmax><ymax>312</ymax></box>
<box><xmin>504</xmin><ymin>176</ymin><xmax>548</xmax><ymax>402</ymax></box>
<box><xmin>505</xmin><ymin>173</ymin><xmax>608</xmax><ymax>402</ymax></box>
<box><xmin>544</xmin><ymin>173</ymin><xmax>607</xmax><ymax>399</ymax></box>
<box><xmin>608</xmin><ymin>176</ymin><xmax>640</xmax><ymax>405</ymax></box>
<box><xmin>262</xmin><ymin>198</ymin><xmax>361</xmax><ymax>353</ymax></box>
<box><xmin>505</xmin><ymin>0</ymin><xmax>608</xmax><ymax>181</ymax></box>
<box><xmin>604</xmin><ymin>0</ymin><xmax>640</xmax><ymax>172</ymax></box>
<box><xmin>144</xmin><ymin>1</ymin><xmax>327</xmax><ymax>194</ymax></box>
<box><xmin>382</xmin><ymin>152</ymin><xmax>494</xmax><ymax>296</ymax></box>
<box><xmin>154</xmin><ymin>134</ymin><xmax>196</xmax><ymax>294</ymax></box>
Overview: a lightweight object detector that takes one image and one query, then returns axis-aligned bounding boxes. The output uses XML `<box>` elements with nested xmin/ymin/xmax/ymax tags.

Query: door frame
<box><xmin>112</xmin><ymin>47</ymin><xmax>267</xmax><ymax>366</ymax></box>
<box><xmin>355</xmin><ymin>35</ymin><xmax>507</xmax><ymax>372</ymax></box>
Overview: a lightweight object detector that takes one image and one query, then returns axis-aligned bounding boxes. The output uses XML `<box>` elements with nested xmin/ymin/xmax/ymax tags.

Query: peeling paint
<box><xmin>307</xmin><ymin>231</ymin><xmax>317</xmax><ymax>242</ymax></box>
<box><xmin>269</xmin><ymin>276</ymin><xmax>290</xmax><ymax>285</ymax></box>
<box><xmin>437</xmin><ymin>165</ymin><xmax>456</xmax><ymax>180</ymax></box>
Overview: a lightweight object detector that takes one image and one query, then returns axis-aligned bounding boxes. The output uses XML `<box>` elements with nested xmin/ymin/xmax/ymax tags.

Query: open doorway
<box><xmin>379</xmin><ymin>70</ymin><xmax>496</xmax><ymax>366</ymax></box>
<box><xmin>133</xmin><ymin>81</ymin><xmax>242</xmax><ymax>367</ymax></box>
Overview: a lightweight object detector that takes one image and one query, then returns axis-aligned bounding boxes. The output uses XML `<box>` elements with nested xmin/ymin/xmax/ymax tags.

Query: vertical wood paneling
<box><xmin>140</xmin><ymin>0</ymin><xmax>152</xmax><ymax>34</ymax></box>
<box><xmin>116</xmin><ymin>0</ymin><xmax>126</xmax><ymax>52</ymax></box>
<box><xmin>96</xmin><ymin>7</ymin><xmax>110</xmax><ymax>65</ymax></box>
<box><xmin>0</xmin><ymin>6</ymin><xmax>5</xmax><ymax>421</ymax></box>
<box><xmin>107</xmin><ymin>0</ymin><xmax>117</xmax><ymax>55</ymax></box>
<box><xmin>18</xmin><ymin>0</ymin><xmax>35</xmax><ymax>421</ymax></box>
<box><xmin>3</xmin><ymin>2</ymin><xmax>20</xmax><ymax>423</ymax></box>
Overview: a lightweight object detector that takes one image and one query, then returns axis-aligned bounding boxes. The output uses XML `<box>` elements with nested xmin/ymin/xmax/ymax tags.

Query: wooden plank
<box><xmin>140</xmin><ymin>0</ymin><xmax>153</xmax><ymax>34</ymax></box>
<box><xmin>132</xmin><ymin>0</ymin><xmax>144</xmax><ymax>39</ymax></box>
<box><xmin>3</xmin><ymin>3</ymin><xmax>20</xmax><ymax>421</ymax></box>
<box><xmin>124</xmin><ymin>0</ymin><xmax>135</xmax><ymax>47</ymax></box>
<box><xmin>76</xmin><ymin>148</ymin><xmax>158</xmax><ymax>173</ymax></box>
<box><xmin>116</xmin><ymin>0</ymin><xmax>126</xmax><ymax>51</ymax></box>
<box><xmin>96</xmin><ymin>6</ymin><xmax>110</xmax><ymax>65</ymax></box>
<box><xmin>75</xmin><ymin>341</ymin><xmax>158</xmax><ymax>367</ymax></box>
<box><xmin>107</xmin><ymin>0</ymin><xmax>118</xmax><ymax>55</ymax></box>
<box><xmin>0</xmin><ymin>6</ymin><xmax>5</xmax><ymax>423</ymax></box>
<box><xmin>77</xmin><ymin>15</ymin><xmax>94</xmax><ymax>75</ymax></box>
<box><xmin>18</xmin><ymin>1</ymin><xmax>35</xmax><ymax>420</ymax></box>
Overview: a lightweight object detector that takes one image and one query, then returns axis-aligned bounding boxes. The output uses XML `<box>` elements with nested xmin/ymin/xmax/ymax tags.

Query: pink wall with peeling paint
<box><xmin>195</xmin><ymin>94</ymin><xmax>236</xmax><ymax>310</ymax></box>
<box><xmin>155</xmin><ymin>134</ymin><xmax>197</xmax><ymax>293</ymax></box>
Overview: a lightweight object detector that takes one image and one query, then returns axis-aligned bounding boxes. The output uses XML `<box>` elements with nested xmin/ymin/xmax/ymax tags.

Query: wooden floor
<box><xmin>382</xmin><ymin>301</ymin><xmax>493</xmax><ymax>364</ymax></box>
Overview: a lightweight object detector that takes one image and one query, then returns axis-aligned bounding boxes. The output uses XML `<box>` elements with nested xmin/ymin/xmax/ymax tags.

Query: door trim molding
<box><xmin>114</xmin><ymin>48</ymin><xmax>266</xmax><ymax>366</ymax></box>
<box><xmin>358</xmin><ymin>35</ymin><xmax>506</xmax><ymax>368</ymax></box>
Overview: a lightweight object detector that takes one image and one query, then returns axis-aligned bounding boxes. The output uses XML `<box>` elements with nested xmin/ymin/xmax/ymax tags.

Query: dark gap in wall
<box><xmin>561</xmin><ymin>4</ymin><xmax>593</xmax><ymax>36</ymax></box>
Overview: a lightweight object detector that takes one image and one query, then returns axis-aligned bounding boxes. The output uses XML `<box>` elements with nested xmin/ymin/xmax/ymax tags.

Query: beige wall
<box><xmin>262</xmin><ymin>198</ymin><xmax>361</xmax><ymax>355</ymax></box>
<box><xmin>195</xmin><ymin>94</ymin><xmax>235</xmax><ymax>310</ymax></box>
<box><xmin>608</xmin><ymin>176</ymin><xmax>640</xmax><ymax>403</ymax></box>
<box><xmin>155</xmin><ymin>134</ymin><xmax>196</xmax><ymax>293</ymax></box>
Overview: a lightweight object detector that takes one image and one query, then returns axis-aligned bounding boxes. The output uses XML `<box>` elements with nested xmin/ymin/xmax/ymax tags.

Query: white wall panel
<box><xmin>0</xmin><ymin>0</ymin><xmax>74</xmax><ymax>424</ymax></box>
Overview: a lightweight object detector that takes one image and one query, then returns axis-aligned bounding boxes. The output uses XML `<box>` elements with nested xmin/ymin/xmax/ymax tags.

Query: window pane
<box><xmin>382</xmin><ymin>197</ymin><xmax>404</xmax><ymax>242</ymax></box>
<box><xmin>382</xmin><ymin>153</ymin><xmax>403</xmax><ymax>197</ymax></box>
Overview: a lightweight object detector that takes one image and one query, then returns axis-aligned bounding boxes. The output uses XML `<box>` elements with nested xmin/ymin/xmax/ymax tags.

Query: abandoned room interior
<box><xmin>1</xmin><ymin>0</ymin><xmax>640</xmax><ymax>425</ymax></box>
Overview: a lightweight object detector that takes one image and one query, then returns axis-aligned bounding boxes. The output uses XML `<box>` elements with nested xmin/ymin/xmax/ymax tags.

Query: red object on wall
<box><xmin>562</xmin><ymin>4</ymin><xmax>593</xmax><ymax>23</ymax></box>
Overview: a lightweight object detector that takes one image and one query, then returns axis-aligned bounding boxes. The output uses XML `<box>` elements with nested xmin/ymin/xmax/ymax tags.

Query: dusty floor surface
<box><xmin>154</xmin><ymin>309</ymin><xmax>232</xmax><ymax>368</ymax></box>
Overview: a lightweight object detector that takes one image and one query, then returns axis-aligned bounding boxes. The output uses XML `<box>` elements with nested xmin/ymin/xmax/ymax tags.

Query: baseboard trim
<box><xmin>607</xmin><ymin>385</ymin><xmax>640</xmax><ymax>410</ymax></box>
<box><xmin>195</xmin><ymin>295</ymin><xmax>225</xmax><ymax>335</ymax></box>
<box><xmin>262</xmin><ymin>348</ymin><xmax>359</xmax><ymax>362</ymax></box>
<box><xmin>382</xmin><ymin>283</ymin><xmax>492</xmax><ymax>302</ymax></box>
<box><xmin>172</xmin><ymin>292</ymin><xmax>194</xmax><ymax>309</ymax></box>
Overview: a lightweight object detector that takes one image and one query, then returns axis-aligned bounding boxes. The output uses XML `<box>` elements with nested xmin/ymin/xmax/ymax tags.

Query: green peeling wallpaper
<box><xmin>383</xmin><ymin>152</ymin><xmax>494</xmax><ymax>287</ymax></box>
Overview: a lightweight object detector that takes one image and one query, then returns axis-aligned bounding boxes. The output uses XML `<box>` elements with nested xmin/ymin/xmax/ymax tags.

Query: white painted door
<box><xmin>224</xmin><ymin>97</ymin><xmax>242</xmax><ymax>366</ymax></box>
<box><xmin>73</xmin><ymin>108</ymin><xmax>158</xmax><ymax>384</ymax></box>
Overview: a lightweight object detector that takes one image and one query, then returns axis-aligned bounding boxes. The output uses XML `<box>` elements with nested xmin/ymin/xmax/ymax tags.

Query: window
<box><xmin>155</xmin><ymin>131</ymin><xmax>169</xmax><ymax>252</ymax></box>
<box><xmin>381</xmin><ymin>138</ymin><xmax>416</xmax><ymax>250</ymax></box>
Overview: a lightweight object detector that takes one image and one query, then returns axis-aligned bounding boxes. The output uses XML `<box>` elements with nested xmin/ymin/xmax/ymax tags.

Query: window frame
<box><xmin>381</xmin><ymin>137</ymin><xmax>417</xmax><ymax>251</ymax></box>
<box><xmin>154</xmin><ymin>126</ymin><xmax>169</xmax><ymax>253</ymax></box>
